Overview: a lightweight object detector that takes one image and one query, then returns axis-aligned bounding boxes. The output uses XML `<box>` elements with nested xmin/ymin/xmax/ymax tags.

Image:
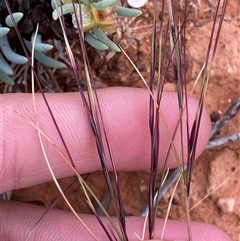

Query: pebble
<box><xmin>127</xmin><ymin>0</ymin><xmax>148</xmax><ymax>8</ymax></box>
<box><xmin>217</xmin><ymin>197</ymin><xmax>235</xmax><ymax>213</ymax></box>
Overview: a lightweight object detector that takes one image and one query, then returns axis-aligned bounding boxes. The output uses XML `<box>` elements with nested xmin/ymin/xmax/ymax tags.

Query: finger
<box><xmin>2</xmin><ymin>200</ymin><xmax>232</xmax><ymax>241</ymax></box>
<box><xmin>1</xmin><ymin>87</ymin><xmax>211</xmax><ymax>192</ymax></box>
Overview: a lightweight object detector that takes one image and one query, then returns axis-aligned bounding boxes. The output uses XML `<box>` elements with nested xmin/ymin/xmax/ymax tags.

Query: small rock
<box><xmin>127</xmin><ymin>0</ymin><xmax>147</xmax><ymax>8</ymax></box>
<box><xmin>139</xmin><ymin>184</ymin><xmax>147</xmax><ymax>192</ymax></box>
<box><xmin>217</xmin><ymin>197</ymin><xmax>235</xmax><ymax>213</ymax></box>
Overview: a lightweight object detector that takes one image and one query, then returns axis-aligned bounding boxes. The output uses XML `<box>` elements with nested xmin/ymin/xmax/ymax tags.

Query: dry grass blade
<box><xmin>160</xmin><ymin>174</ymin><xmax>181</xmax><ymax>239</ymax></box>
<box><xmin>139</xmin><ymin>0</ymin><xmax>231</xmax><ymax>240</ymax></box>
<box><xmin>25</xmin><ymin>21</ymin><xmax>99</xmax><ymax>241</ymax></box>
<box><xmin>185</xmin><ymin>0</ymin><xmax>230</xmax><ymax>193</ymax></box>
<box><xmin>147</xmin><ymin>0</ymin><xmax>160</xmax><ymax>237</ymax></box>
<box><xmin>4</xmin><ymin>0</ymin><xmax>128</xmax><ymax>239</ymax></box>
<box><xmin>58</xmin><ymin>2</ymin><xmax>128</xmax><ymax>240</ymax></box>
<box><xmin>4</xmin><ymin>0</ymin><xmax>77</xmax><ymax>169</ymax></box>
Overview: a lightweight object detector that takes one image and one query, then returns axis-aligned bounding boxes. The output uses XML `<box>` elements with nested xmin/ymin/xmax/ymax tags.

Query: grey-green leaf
<box><xmin>31</xmin><ymin>33</ymin><xmax>53</xmax><ymax>52</ymax></box>
<box><xmin>0</xmin><ymin>27</ymin><xmax>10</xmax><ymax>38</ymax></box>
<box><xmin>91</xmin><ymin>0</ymin><xmax>118</xmax><ymax>10</ymax></box>
<box><xmin>0</xmin><ymin>35</ymin><xmax>28</xmax><ymax>64</ymax></box>
<box><xmin>92</xmin><ymin>27</ymin><xmax>120</xmax><ymax>52</ymax></box>
<box><xmin>84</xmin><ymin>32</ymin><xmax>109</xmax><ymax>50</ymax></box>
<box><xmin>0</xmin><ymin>53</ymin><xmax>14</xmax><ymax>75</ymax></box>
<box><xmin>0</xmin><ymin>69</ymin><xmax>14</xmax><ymax>85</ymax></box>
<box><xmin>5</xmin><ymin>12</ymin><xmax>24</xmax><ymax>27</ymax></box>
<box><xmin>24</xmin><ymin>39</ymin><xmax>66</xmax><ymax>69</ymax></box>
<box><xmin>52</xmin><ymin>3</ymin><xmax>78</xmax><ymax>20</ymax></box>
<box><xmin>116</xmin><ymin>6</ymin><xmax>142</xmax><ymax>17</ymax></box>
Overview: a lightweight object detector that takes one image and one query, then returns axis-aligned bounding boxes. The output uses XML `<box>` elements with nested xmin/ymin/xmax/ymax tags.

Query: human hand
<box><xmin>1</xmin><ymin>87</ymin><xmax>233</xmax><ymax>240</ymax></box>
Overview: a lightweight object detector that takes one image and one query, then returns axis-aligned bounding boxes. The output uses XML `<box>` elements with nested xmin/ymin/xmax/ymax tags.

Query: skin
<box><xmin>0</xmin><ymin>87</ymin><xmax>233</xmax><ymax>241</ymax></box>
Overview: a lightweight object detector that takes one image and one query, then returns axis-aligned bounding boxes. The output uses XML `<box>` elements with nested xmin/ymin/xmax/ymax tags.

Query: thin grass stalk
<box><xmin>121</xmin><ymin>3</ymin><xmax>199</xmax><ymax>239</ymax></box>
<box><xmin>5</xmin><ymin>0</ymin><xmax>128</xmax><ymax>238</ymax></box>
<box><xmin>65</xmin><ymin>2</ymin><xmax>128</xmax><ymax>239</ymax></box>
<box><xmin>155</xmin><ymin>3</ymin><xmax>195</xmax><ymax>177</ymax></box>
<box><xmin>160</xmin><ymin>174</ymin><xmax>181</xmax><ymax>239</ymax></box>
<box><xmin>157</xmin><ymin>9</ymin><xmax>168</xmax><ymax>95</ymax></box>
<box><xmin>26</xmin><ymin>23</ymin><xmax>99</xmax><ymax>241</ymax></box>
<box><xmin>4</xmin><ymin>7</ymin><xmax>93</xmax><ymax>238</ymax></box>
<box><xmin>11</xmin><ymin>87</ymin><xmax>124</xmax><ymax>239</ymax></box>
<box><xmin>165</xmin><ymin>2</ymin><xmax>191</xmax><ymax>239</ymax></box>
<box><xmin>26</xmin><ymin>135</ymin><xmax>99</xmax><ymax>240</ymax></box>
<box><xmin>20</xmin><ymin>109</ymin><xmax>124</xmax><ymax>239</ymax></box>
<box><xmin>121</xmin><ymin>44</ymin><xmax>186</xmax><ymax>238</ymax></box>
<box><xmin>151</xmin><ymin>0</ymin><xmax>174</xmax><ymax>232</ymax></box>
<box><xmin>148</xmin><ymin>0</ymin><xmax>186</xmax><ymax>237</ymax></box>
<box><xmin>26</xmin><ymin>179</ymin><xmax>78</xmax><ymax>239</ymax></box>
<box><xmin>148</xmin><ymin>0</ymin><xmax>158</xmax><ymax>237</ymax></box>
<box><xmin>182</xmin><ymin>0</ymin><xmax>191</xmax><ymax>189</ymax></box>
<box><xmin>185</xmin><ymin>1</ymin><xmax>228</xmax><ymax>239</ymax></box>
<box><xmin>160</xmin><ymin>1</ymin><xmax>229</xmax><ymax>239</ymax></box>
<box><xmin>186</xmin><ymin>0</ymin><xmax>229</xmax><ymax>194</ymax></box>
<box><xmin>87</xmin><ymin>202</ymin><xmax>115</xmax><ymax>241</ymax></box>
<box><xmin>153</xmin><ymin>16</ymin><xmax>172</xmax><ymax>208</ymax></box>
<box><xmin>45</xmin><ymin>0</ymin><xmax>102</xmax><ymax>225</ymax></box>
<box><xmin>4</xmin><ymin>0</ymin><xmax>77</xmax><ymax>169</ymax></box>
<box><xmin>167</xmin><ymin>0</ymin><xmax>189</xmax><ymax>169</ymax></box>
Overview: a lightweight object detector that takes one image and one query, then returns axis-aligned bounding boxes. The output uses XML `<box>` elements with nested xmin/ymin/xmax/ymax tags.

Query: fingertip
<box><xmin>2</xmin><ymin>201</ymin><xmax>233</xmax><ymax>241</ymax></box>
<box><xmin>126</xmin><ymin>217</ymin><xmax>233</xmax><ymax>241</ymax></box>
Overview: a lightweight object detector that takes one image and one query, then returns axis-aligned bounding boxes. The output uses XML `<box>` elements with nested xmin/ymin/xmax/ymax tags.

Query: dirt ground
<box><xmin>8</xmin><ymin>1</ymin><xmax>239</xmax><ymax>240</ymax></box>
